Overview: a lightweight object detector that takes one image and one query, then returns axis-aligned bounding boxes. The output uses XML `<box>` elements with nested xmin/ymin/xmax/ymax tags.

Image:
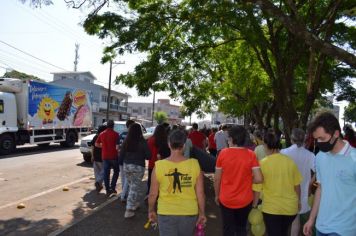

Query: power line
<box><xmin>0</xmin><ymin>40</ymin><xmax>69</xmax><ymax>71</ymax></box>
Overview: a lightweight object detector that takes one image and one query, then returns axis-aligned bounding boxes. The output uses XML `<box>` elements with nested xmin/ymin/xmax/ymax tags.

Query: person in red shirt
<box><xmin>188</xmin><ymin>123</ymin><xmax>207</xmax><ymax>150</ymax></box>
<box><xmin>95</xmin><ymin>120</ymin><xmax>120</xmax><ymax>197</ymax></box>
<box><xmin>146</xmin><ymin>124</ymin><xmax>170</xmax><ymax>197</ymax></box>
<box><xmin>214</xmin><ymin>125</ymin><xmax>263</xmax><ymax>236</ymax></box>
<box><xmin>208</xmin><ymin>128</ymin><xmax>217</xmax><ymax>157</ymax></box>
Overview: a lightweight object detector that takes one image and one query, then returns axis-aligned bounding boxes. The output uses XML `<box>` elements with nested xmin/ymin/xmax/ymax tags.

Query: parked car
<box><xmin>80</xmin><ymin>121</ymin><xmax>152</xmax><ymax>162</ymax></box>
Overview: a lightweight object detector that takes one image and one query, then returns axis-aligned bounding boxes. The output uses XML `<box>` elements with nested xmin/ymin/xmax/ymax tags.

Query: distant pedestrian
<box><xmin>95</xmin><ymin>120</ymin><xmax>120</xmax><ymax>197</ymax></box>
<box><xmin>344</xmin><ymin>125</ymin><xmax>356</xmax><ymax>148</ymax></box>
<box><xmin>303</xmin><ymin>112</ymin><xmax>356</xmax><ymax>236</ymax></box>
<box><xmin>253</xmin><ymin>130</ymin><xmax>267</xmax><ymax>161</ymax></box>
<box><xmin>148</xmin><ymin>130</ymin><xmax>207</xmax><ymax>236</ymax></box>
<box><xmin>214</xmin><ymin>125</ymin><xmax>263</xmax><ymax>236</ymax></box>
<box><xmin>208</xmin><ymin>128</ymin><xmax>217</xmax><ymax>157</ymax></box>
<box><xmin>120</xmin><ymin>123</ymin><xmax>151</xmax><ymax>218</ymax></box>
<box><xmin>253</xmin><ymin>132</ymin><xmax>302</xmax><ymax>236</ymax></box>
<box><xmin>188</xmin><ymin>123</ymin><xmax>207</xmax><ymax>150</ymax></box>
<box><xmin>91</xmin><ymin>125</ymin><xmax>107</xmax><ymax>193</ymax></box>
<box><xmin>147</xmin><ymin>124</ymin><xmax>170</xmax><ymax>197</ymax></box>
<box><xmin>281</xmin><ymin>128</ymin><xmax>315</xmax><ymax>236</ymax></box>
<box><xmin>215</xmin><ymin>124</ymin><xmax>228</xmax><ymax>155</ymax></box>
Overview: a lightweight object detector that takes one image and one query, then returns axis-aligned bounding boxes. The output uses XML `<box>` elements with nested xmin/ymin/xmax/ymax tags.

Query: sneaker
<box><xmin>124</xmin><ymin>210</ymin><xmax>135</xmax><ymax>218</ymax></box>
<box><xmin>131</xmin><ymin>202</ymin><xmax>140</xmax><ymax>211</ymax></box>
<box><xmin>106</xmin><ymin>190</ymin><xmax>116</xmax><ymax>198</ymax></box>
<box><xmin>95</xmin><ymin>182</ymin><xmax>103</xmax><ymax>193</ymax></box>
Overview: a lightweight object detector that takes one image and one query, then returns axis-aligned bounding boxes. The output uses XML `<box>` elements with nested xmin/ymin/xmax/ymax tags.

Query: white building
<box><xmin>128</xmin><ymin>99</ymin><xmax>183</xmax><ymax>126</ymax></box>
<box><xmin>51</xmin><ymin>71</ymin><xmax>130</xmax><ymax>128</ymax></box>
<box><xmin>211</xmin><ymin>111</ymin><xmax>244</xmax><ymax>125</ymax></box>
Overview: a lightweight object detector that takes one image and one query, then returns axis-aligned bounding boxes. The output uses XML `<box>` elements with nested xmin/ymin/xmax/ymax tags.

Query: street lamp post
<box><xmin>106</xmin><ymin>60</ymin><xmax>125</xmax><ymax>122</ymax></box>
<box><xmin>151</xmin><ymin>90</ymin><xmax>155</xmax><ymax>126</ymax></box>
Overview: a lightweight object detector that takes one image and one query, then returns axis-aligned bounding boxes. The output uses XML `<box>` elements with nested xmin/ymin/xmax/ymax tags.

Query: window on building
<box><xmin>0</xmin><ymin>100</ymin><xmax>3</xmax><ymax>113</ymax></box>
<box><xmin>61</xmin><ymin>76</ymin><xmax>66</xmax><ymax>80</ymax></box>
<box><xmin>143</xmin><ymin>109</ymin><xmax>146</xmax><ymax>114</ymax></box>
<box><xmin>132</xmin><ymin>109</ymin><xmax>138</xmax><ymax>114</ymax></box>
<box><xmin>101</xmin><ymin>95</ymin><xmax>107</xmax><ymax>102</ymax></box>
<box><xmin>147</xmin><ymin>107</ymin><xmax>151</xmax><ymax>117</ymax></box>
<box><xmin>138</xmin><ymin>107</ymin><xmax>142</xmax><ymax>115</ymax></box>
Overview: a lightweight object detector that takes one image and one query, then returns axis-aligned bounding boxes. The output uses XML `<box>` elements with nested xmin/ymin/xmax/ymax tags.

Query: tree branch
<box><xmin>245</xmin><ymin>0</ymin><xmax>356</xmax><ymax>68</ymax></box>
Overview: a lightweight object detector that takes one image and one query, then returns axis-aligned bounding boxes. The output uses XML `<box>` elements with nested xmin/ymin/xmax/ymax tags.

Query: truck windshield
<box><xmin>0</xmin><ymin>100</ymin><xmax>3</xmax><ymax>113</ymax></box>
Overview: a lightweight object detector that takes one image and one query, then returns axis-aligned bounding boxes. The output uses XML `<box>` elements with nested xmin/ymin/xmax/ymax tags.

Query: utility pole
<box><xmin>74</xmin><ymin>43</ymin><xmax>79</xmax><ymax>71</ymax></box>
<box><xmin>106</xmin><ymin>60</ymin><xmax>125</xmax><ymax>121</ymax></box>
<box><xmin>151</xmin><ymin>90</ymin><xmax>155</xmax><ymax>126</ymax></box>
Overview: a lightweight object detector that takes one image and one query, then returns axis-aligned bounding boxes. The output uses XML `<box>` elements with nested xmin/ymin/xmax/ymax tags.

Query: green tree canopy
<box><xmin>1</xmin><ymin>70</ymin><xmax>43</xmax><ymax>81</ymax></box>
<box><xmin>154</xmin><ymin>111</ymin><xmax>168</xmax><ymax>125</ymax></box>
<box><xmin>344</xmin><ymin>102</ymin><xmax>356</xmax><ymax>123</ymax></box>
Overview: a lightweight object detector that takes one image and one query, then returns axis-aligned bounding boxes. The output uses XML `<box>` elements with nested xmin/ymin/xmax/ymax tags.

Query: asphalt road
<box><xmin>0</xmin><ymin>144</ymin><xmax>108</xmax><ymax>236</ymax></box>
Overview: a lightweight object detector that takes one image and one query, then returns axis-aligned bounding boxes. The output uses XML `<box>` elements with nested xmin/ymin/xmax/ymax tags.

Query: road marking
<box><xmin>0</xmin><ymin>176</ymin><xmax>91</xmax><ymax>211</ymax></box>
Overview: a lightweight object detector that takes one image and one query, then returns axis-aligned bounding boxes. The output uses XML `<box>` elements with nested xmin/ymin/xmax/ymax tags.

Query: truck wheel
<box><xmin>83</xmin><ymin>154</ymin><xmax>92</xmax><ymax>163</ymax></box>
<box><xmin>61</xmin><ymin>131</ymin><xmax>76</xmax><ymax>147</ymax></box>
<box><xmin>0</xmin><ymin>134</ymin><xmax>15</xmax><ymax>155</ymax></box>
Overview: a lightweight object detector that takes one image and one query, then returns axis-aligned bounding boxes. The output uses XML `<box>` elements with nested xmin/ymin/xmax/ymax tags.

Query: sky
<box><xmin>0</xmin><ymin>0</ymin><xmax>210</xmax><ymax>122</ymax></box>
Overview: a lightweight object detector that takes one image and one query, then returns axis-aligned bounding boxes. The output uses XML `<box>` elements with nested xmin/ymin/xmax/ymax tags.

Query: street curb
<box><xmin>48</xmin><ymin>195</ymin><xmax>119</xmax><ymax>236</ymax></box>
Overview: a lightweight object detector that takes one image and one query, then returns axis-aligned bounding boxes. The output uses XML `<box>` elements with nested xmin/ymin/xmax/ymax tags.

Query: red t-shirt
<box><xmin>208</xmin><ymin>132</ymin><xmax>217</xmax><ymax>149</ymax></box>
<box><xmin>147</xmin><ymin>136</ymin><xmax>158</xmax><ymax>169</ymax></box>
<box><xmin>216</xmin><ymin>147</ymin><xmax>260</xmax><ymax>208</ymax></box>
<box><xmin>188</xmin><ymin>130</ymin><xmax>206</xmax><ymax>150</ymax></box>
<box><xmin>95</xmin><ymin>128</ymin><xmax>119</xmax><ymax>160</ymax></box>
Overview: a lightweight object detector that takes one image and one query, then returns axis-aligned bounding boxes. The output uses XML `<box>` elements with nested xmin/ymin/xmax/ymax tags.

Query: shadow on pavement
<box><xmin>0</xmin><ymin>217</ymin><xmax>60</xmax><ymax>236</ymax></box>
<box><xmin>76</xmin><ymin>161</ymin><xmax>93</xmax><ymax>168</ymax></box>
<box><xmin>58</xmin><ymin>175</ymin><xmax>223</xmax><ymax>236</ymax></box>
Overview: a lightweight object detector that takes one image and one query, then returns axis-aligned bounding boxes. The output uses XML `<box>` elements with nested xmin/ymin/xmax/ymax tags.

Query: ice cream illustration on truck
<box><xmin>57</xmin><ymin>91</ymin><xmax>73</xmax><ymax>121</ymax></box>
<box><xmin>72</xmin><ymin>90</ymin><xmax>91</xmax><ymax>126</ymax></box>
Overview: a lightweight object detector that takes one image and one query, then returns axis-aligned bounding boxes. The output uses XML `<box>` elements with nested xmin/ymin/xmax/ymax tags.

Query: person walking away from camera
<box><xmin>147</xmin><ymin>124</ymin><xmax>170</xmax><ymax>197</ymax></box>
<box><xmin>208</xmin><ymin>128</ymin><xmax>218</xmax><ymax>157</ymax></box>
<box><xmin>253</xmin><ymin>131</ymin><xmax>302</xmax><ymax>236</ymax></box>
<box><xmin>303</xmin><ymin>112</ymin><xmax>356</xmax><ymax>236</ymax></box>
<box><xmin>343</xmin><ymin>125</ymin><xmax>356</xmax><ymax>148</ymax></box>
<box><xmin>118</xmin><ymin>119</ymin><xmax>135</xmax><ymax>202</ymax></box>
<box><xmin>120</xmin><ymin>123</ymin><xmax>151</xmax><ymax>218</ymax></box>
<box><xmin>95</xmin><ymin>120</ymin><xmax>120</xmax><ymax>197</ymax></box>
<box><xmin>214</xmin><ymin>125</ymin><xmax>263</xmax><ymax>236</ymax></box>
<box><xmin>253</xmin><ymin>130</ymin><xmax>267</xmax><ymax>161</ymax></box>
<box><xmin>91</xmin><ymin>125</ymin><xmax>107</xmax><ymax>193</ymax></box>
<box><xmin>148</xmin><ymin>130</ymin><xmax>207</xmax><ymax>236</ymax></box>
<box><xmin>281</xmin><ymin>128</ymin><xmax>315</xmax><ymax>236</ymax></box>
<box><xmin>215</xmin><ymin>124</ymin><xmax>228</xmax><ymax>155</ymax></box>
<box><xmin>188</xmin><ymin>123</ymin><xmax>207</xmax><ymax>151</ymax></box>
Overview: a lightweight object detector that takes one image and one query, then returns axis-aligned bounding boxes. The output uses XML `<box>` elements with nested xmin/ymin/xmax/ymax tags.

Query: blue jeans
<box><xmin>103</xmin><ymin>159</ymin><xmax>119</xmax><ymax>192</ymax></box>
<box><xmin>316</xmin><ymin>230</ymin><xmax>340</xmax><ymax>236</ymax></box>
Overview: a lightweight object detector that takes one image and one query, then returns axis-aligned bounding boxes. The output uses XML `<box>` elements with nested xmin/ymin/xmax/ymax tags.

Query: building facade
<box><xmin>51</xmin><ymin>71</ymin><xmax>129</xmax><ymax>128</ymax></box>
<box><xmin>211</xmin><ymin>111</ymin><xmax>244</xmax><ymax>125</ymax></box>
<box><xmin>128</xmin><ymin>99</ymin><xmax>183</xmax><ymax>126</ymax></box>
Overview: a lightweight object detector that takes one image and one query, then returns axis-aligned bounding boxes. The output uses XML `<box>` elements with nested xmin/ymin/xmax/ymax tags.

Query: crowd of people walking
<box><xmin>89</xmin><ymin>111</ymin><xmax>355</xmax><ymax>236</ymax></box>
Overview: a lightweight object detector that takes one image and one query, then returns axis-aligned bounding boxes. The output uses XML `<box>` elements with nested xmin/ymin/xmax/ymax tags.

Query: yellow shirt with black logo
<box><xmin>155</xmin><ymin>158</ymin><xmax>200</xmax><ymax>215</ymax></box>
<box><xmin>253</xmin><ymin>153</ymin><xmax>303</xmax><ymax>215</ymax></box>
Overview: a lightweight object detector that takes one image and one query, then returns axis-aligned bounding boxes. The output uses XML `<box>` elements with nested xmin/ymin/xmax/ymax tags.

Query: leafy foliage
<box><xmin>1</xmin><ymin>70</ymin><xmax>43</xmax><ymax>81</ymax></box>
<box><xmin>344</xmin><ymin>102</ymin><xmax>356</xmax><ymax>123</ymax></box>
<box><xmin>154</xmin><ymin>111</ymin><xmax>168</xmax><ymax>124</ymax></box>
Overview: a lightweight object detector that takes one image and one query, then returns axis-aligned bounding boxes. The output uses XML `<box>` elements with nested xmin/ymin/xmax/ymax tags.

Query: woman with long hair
<box><xmin>253</xmin><ymin>132</ymin><xmax>303</xmax><ymax>236</ymax></box>
<box><xmin>120</xmin><ymin>123</ymin><xmax>151</xmax><ymax>218</ymax></box>
<box><xmin>146</xmin><ymin>124</ymin><xmax>170</xmax><ymax>196</ymax></box>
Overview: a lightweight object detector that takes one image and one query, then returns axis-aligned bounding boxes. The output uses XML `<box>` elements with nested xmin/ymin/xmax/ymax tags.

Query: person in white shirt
<box><xmin>214</xmin><ymin>124</ymin><xmax>228</xmax><ymax>155</ymax></box>
<box><xmin>281</xmin><ymin>128</ymin><xmax>315</xmax><ymax>236</ymax></box>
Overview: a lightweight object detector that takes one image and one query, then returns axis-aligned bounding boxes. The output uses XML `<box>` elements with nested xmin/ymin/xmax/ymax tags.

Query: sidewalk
<box><xmin>56</xmin><ymin>174</ymin><xmax>222</xmax><ymax>236</ymax></box>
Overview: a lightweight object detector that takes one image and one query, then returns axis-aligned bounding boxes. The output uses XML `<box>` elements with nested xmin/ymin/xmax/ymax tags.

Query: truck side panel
<box><xmin>27</xmin><ymin>80</ymin><xmax>93</xmax><ymax>129</ymax></box>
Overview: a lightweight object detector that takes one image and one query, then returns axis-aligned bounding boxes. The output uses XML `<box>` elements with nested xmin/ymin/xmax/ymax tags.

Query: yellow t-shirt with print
<box><xmin>155</xmin><ymin>158</ymin><xmax>200</xmax><ymax>215</ymax></box>
<box><xmin>253</xmin><ymin>153</ymin><xmax>302</xmax><ymax>215</ymax></box>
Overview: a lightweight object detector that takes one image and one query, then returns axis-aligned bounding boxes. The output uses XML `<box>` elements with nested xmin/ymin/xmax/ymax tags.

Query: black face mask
<box><xmin>316</xmin><ymin>135</ymin><xmax>337</xmax><ymax>152</ymax></box>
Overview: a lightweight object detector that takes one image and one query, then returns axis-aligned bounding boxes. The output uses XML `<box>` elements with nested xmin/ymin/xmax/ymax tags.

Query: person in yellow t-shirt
<box><xmin>148</xmin><ymin>130</ymin><xmax>207</xmax><ymax>236</ymax></box>
<box><xmin>253</xmin><ymin>131</ymin><xmax>303</xmax><ymax>236</ymax></box>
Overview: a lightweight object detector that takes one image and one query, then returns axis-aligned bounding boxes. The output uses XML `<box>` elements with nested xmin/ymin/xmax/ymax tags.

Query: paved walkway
<box><xmin>55</xmin><ymin>174</ymin><xmax>223</xmax><ymax>236</ymax></box>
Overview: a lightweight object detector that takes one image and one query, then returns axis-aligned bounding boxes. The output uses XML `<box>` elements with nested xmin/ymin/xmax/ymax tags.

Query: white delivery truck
<box><xmin>0</xmin><ymin>78</ymin><xmax>93</xmax><ymax>155</ymax></box>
